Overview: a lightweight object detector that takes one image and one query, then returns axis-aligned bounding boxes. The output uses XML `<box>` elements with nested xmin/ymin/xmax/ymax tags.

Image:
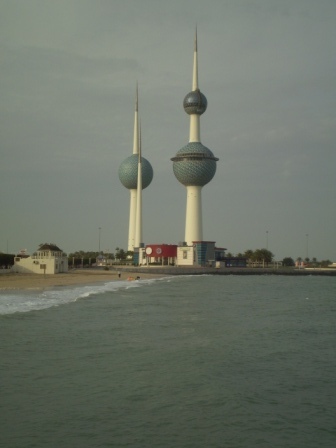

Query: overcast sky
<box><xmin>1</xmin><ymin>0</ymin><xmax>335</xmax><ymax>261</ymax></box>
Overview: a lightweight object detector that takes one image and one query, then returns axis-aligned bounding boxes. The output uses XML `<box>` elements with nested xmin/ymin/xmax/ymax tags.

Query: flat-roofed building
<box><xmin>13</xmin><ymin>243</ymin><xmax>68</xmax><ymax>274</ymax></box>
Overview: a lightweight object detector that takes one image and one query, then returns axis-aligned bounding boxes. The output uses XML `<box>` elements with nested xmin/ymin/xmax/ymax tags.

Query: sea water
<box><xmin>1</xmin><ymin>275</ymin><xmax>335</xmax><ymax>448</ymax></box>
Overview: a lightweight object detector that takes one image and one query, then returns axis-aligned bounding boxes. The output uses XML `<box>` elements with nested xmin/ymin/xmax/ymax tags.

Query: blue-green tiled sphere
<box><xmin>183</xmin><ymin>90</ymin><xmax>207</xmax><ymax>115</ymax></box>
<box><xmin>119</xmin><ymin>154</ymin><xmax>153</xmax><ymax>190</ymax></box>
<box><xmin>171</xmin><ymin>142</ymin><xmax>218</xmax><ymax>187</ymax></box>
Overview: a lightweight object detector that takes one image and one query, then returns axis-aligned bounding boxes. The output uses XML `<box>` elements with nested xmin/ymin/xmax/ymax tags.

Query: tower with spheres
<box><xmin>119</xmin><ymin>87</ymin><xmax>153</xmax><ymax>251</ymax></box>
<box><xmin>171</xmin><ymin>30</ymin><xmax>218</xmax><ymax>245</ymax></box>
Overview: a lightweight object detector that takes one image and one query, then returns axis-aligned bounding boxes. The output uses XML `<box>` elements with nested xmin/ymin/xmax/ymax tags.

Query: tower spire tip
<box><xmin>194</xmin><ymin>26</ymin><xmax>198</xmax><ymax>52</ymax></box>
<box><xmin>135</xmin><ymin>82</ymin><xmax>138</xmax><ymax>112</ymax></box>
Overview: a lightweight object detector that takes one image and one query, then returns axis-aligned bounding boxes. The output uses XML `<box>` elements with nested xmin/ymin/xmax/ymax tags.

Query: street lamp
<box><xmin>99</xmin><ymin>227</ymin><xmax>101</xmax><ymax>253</ymax></box>
<box><xmin>306</xmin><ymin>233</ymin><xmax>309</xmax><ymax>259</ymax></box>
<box><xmin>266</xmin><ymin>230</ymin><xmax>269</xmax><ymax>250</ymax></box>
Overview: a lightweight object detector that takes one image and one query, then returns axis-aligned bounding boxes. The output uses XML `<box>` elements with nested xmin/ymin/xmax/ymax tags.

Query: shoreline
<box><xmin>1</xmin><ymin>266</ymin><xmax>335</xmax><ymax>292</ymax></box>
<box><xmin>114</xmin><ymin>266</ymin><xmax>336</xmax><ymax>277</ymax></box>
<box><xmin>0</xmin><ymin>269</ymin><xmax>166</xmax><ymax>291</ymax></box>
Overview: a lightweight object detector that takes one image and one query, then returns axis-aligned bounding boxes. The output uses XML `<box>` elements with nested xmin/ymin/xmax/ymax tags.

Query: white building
<box><xmin>13</xmin><ymin>243</ymin><xmax>68</xmax><ymax>274</ymax></box>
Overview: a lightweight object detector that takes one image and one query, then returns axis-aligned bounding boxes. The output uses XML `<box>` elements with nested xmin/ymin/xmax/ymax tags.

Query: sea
<box><xmin>1</xmin><ymin>274</ymin><xmax>335</xmax><ymax>448</ymax></box>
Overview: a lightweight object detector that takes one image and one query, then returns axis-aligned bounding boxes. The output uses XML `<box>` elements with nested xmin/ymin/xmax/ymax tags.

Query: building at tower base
<box><xmin>134</xmin><ymin>242</ymin><xmax>245</xmax><ymax>268</ymax></box>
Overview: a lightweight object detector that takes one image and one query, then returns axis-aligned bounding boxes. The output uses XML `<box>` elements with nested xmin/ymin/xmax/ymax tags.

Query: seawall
<box><xmin>112</xmin><ymin>267</ymin><xmax>336</xmax><ymax>277</ymax></box>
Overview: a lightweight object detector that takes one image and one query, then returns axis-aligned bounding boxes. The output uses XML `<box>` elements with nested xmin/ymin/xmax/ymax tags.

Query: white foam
<box><xmin>0</xmin><ymin>277</ymin><xmax>166</xmax><ymax>315</ymax></box>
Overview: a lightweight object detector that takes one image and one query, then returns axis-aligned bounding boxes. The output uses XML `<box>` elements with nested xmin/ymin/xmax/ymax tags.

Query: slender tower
<box><xmin>134</xmin><ymin>123</ymin><xmax>143</xmax><ymax>248</ymax></box>
<box><xmin>119</xmin><ymin>87</ymin><xmax>153</xmax><ymax>251</ymax></box>
<box><xmin>171</xmin><ymin>30</ymin><xmax>218</xmax><ymax>245</ymax></box>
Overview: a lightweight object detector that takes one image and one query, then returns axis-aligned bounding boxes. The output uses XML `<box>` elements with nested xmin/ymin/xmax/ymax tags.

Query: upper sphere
<box><xmin>171</xmin><ymin>142</ymin><xmax>218</xmax><ymax>187</ymax></box>
<box><xmin>183</xmin><ymin>90</ymin><xmax>207</xmax><ymax>115</ymax></box>
<box><xmin>118</xmin><ymin>154</ymin><xmax>153</xmax><ymax>190</ymax></box>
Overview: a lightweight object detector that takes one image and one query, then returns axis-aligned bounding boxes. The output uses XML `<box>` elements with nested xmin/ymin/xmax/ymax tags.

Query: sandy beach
<box><xmin>0</xmin><ymin>269</ymin><xmax>163</xmax><ymax>291</ymax></box>
<box><xmin>2</xmin><ymin>266</ymin><xmax>334</xmax><ymax>292</ymax></box>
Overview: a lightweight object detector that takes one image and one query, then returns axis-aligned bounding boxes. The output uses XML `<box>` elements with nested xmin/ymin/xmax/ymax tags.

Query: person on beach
<box><xmin>118</xmin><ymin>272</ymin><xmax>121</xmax><ymax>279</ymax></box>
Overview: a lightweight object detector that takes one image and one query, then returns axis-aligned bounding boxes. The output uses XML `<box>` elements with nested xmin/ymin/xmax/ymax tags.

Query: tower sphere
<box><xmin>118</xmin><ymin>154</ymin><xmax>153</xmax><ymax>190</ymax></box>
<box><xmin>183</xmin><ymin>90</ymin><xmax>207</xmax><ymax>115</ymax></box>
<box><xmin>171</xmin><ymin>142</ymin><xmax>218</xmax><ymax>187</ymax></box>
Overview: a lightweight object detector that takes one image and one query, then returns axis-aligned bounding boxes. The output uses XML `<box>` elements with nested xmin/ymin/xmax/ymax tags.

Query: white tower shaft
<box><xmin>127</xmin><ymin>86</ymin><xmax>139</xmax><ymax>251</ymax></box>
<box><xmin>134</xmin><ymin>124</ymin><xmax>143</xmax><ymax>248</ymax></box>
<box><xmin>189</xmin><ymin>115</ymin><xmax>200</xmax><ymax>142</ymax></box>
<box><xmin>127</xmin><ymin>190</ymin><xmax>136</xmax><ymax>251</ymax></box>
<box><xmin>189</xmin><ymin>29</ymin><xmax>201</xmax><ymax>142</ymax></box>
<box><xmin>192</xmin><ymin>29</ymin><xmax>199</xmax><ymax>91</ymax></box>
<box><xmin>185</xmin><ymin>29</ymin><xmax>203</xmax><ymax>244</ymax></box>
<box><xmin>185</xmin><ymin>186</ymin><xmax>203</xmax><ymax>244</ymax></box>
<box><xmin>133</xmin><ymin>84</ymin><xmax>139</xmax><ymax>155</ymax></box>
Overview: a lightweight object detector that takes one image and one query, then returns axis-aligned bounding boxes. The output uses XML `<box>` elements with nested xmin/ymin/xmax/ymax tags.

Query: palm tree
<box><xmin>244</xmin><ymin>249</ymin><xmax>254</xmax><ymax>267</ymax></box>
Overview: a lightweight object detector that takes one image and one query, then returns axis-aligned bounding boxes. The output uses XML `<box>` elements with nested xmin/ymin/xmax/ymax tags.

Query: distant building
<box><xmin>135</xmin><ymin>242</ymin><xmax>246</xmax><ymax>268</ymax></box>
<box><xmin>141</xmin><ymin>244</ymin><xmax>178</xmax><ymax>266</ymax></box>
<box><xmin>177</xmin><ymin>242</ymin><xmax>217</xmax><ymax>267</ymax></box>
<box><xmin>13</xmin><ymin>243</ymin><xmax>68</xmax><ymax>274</ymax></box>
<box><xmin>176</xmin><ymin>242</ymin><xmax>246</xmax><ymax>268</ymax></box>
<box><xmin>96</xmin><ymin>254</ymin><xmax>108</xmax><ymax>266</ymax></box>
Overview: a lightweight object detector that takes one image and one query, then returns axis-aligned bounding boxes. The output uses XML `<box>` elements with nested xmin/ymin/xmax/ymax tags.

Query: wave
<box><xmin>0</xmin><ymin>277</ymin><xmax>168</xmax><ymax>316</ymax></box>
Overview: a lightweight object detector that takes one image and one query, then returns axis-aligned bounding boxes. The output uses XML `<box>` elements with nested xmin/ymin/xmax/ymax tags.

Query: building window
<box><xmin>183</xmin><ymin>251</ymin><xmax>188</xmax><ymax>259</ymax></box>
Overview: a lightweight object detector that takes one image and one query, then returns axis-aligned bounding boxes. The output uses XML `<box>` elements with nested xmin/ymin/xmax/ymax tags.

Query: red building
<box><xmin>144</xmin><ymin>244</ymin><xmax>177</xmax><ymax>264</ymax></box>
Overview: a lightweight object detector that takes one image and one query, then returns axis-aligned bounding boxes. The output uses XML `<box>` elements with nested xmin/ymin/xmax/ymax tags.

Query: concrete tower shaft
<box><xmin>134</xmin><ymin>123</ymin><xmax>143</xmax><ymax>248</ymax></box>
<box><xmin>133</xmin><ymin>83</ymin><xmax>139</xmax><ymax>155</ymax></box>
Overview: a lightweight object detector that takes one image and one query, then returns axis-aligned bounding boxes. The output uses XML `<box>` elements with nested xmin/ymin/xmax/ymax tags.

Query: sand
<box><xmin>0</xmin><ymin>269</ymin><xmax>163</xmax><ymax>291</ymax></box>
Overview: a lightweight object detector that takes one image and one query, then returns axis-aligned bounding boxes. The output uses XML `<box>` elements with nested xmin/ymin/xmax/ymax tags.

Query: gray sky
<box><xmin>1</xmin><ymin>0</ymin><xmax>335</xmax><ymax>261</ymax></box>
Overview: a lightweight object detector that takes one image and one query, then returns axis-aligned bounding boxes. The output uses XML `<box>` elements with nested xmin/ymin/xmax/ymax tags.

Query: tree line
<box><xmin>67</xmin><ymin>248</ymin><xmax>134</xmax><ymax>266</ymax></box>
<box><xmin>226</xmin><ymin>248</ymin><xmax>331</xmax><ymax>268</ymax></box>
<box><xmin>67</xmin><ymin>247</ymin><xmax>332</xmax><ymax>268</ymax></box>
<box><xmin>1</xmin><ymin>248</ymin><xmax>332</xmax><ymax>269</ymax></box>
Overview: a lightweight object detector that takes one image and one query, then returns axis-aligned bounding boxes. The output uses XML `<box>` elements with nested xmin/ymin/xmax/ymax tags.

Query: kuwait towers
<box><xmin>118</xmin><ymin>86</ymin><xmax>153</xmax><ymax>251</ymax></box>
<box><xmin>171</xmin><ymin>30</ymin><xmax>218</xmax><ymax>245</ymax></box>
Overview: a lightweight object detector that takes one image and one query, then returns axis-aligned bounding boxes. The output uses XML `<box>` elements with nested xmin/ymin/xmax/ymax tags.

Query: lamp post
<box><xmin>266</xmin><ymin>230</ymin><xmax>269</xmax><ymax>250</ymax></box>
<box><xmin>98</xmin><ymin>227</ymin><xmax>101</xmax><ymax>253</ymax></box>
<box><xmin>306</xmin><ymin>233</ymin><xmax>309</xmax><ymax>260</ymax></box>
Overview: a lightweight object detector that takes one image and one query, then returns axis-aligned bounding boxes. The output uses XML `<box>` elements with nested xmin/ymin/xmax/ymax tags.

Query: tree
<box><xmin>68</xmin><ymin>250</ymin><xmax>102</xmax><ymax>259</ymax></box>
<box><xmin>282</xmin><ymin>257</ymin><xmax>295</xmax><ymax>267</ymax></box>
<box><xmin>253</xmin><ymin>248</ymin><xmax>273</xmax><ymax>266</ymax></box>
<box><xmin>115</xmin><ymin>248</ymin><xmax>127</xmax><ymax>260</ymax></box>
<box><xmin>243</xmin><ymin>250</ymin><xmax>254</xmax><ymax>263</ymax></box>
<box><xmin>0</xmin><ymin>253</ymin><xmax>15</xmax><ymax>267</ymax></box>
